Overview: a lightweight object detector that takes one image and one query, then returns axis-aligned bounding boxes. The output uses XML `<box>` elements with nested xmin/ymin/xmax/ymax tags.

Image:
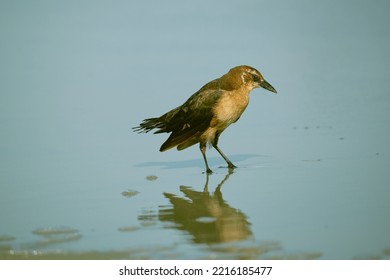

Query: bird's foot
<box><xmin>205</xmin><ymin>168</ymin><xmax>213</xmax><ymax>174</ymax></box>
<box><xmin>227</xmin><ymin>163</ymin><xmax>237</xmax><ymax>169</ymax></box>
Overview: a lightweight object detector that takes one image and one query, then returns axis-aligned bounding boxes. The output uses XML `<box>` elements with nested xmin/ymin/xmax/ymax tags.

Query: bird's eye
<box><xmin>252</xmin><ymin>74</ymin><xmax>260</xmax><ymax>82</ymax></box>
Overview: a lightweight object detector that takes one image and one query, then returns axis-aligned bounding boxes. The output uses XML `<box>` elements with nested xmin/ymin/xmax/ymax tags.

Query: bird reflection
<box><xmin>158</xmin><ymin>170</ymin><xmax>252</xmax><ymax>244</ymax></box>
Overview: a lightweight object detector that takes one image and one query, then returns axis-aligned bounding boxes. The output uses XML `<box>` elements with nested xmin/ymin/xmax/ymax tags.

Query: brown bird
<box><xmin>133</xmin><ymin>65</ymin><xmax>277</xmax><ymax>173</ymax></box>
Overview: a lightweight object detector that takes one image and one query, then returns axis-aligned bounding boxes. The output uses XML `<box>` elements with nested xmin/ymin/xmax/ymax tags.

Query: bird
<box><xmin>133</xmin><ymin>65</ymin><xmax>277</xmax><ymax>173</ymax></box>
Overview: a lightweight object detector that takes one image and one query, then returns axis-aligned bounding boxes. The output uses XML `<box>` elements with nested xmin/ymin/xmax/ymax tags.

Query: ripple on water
<box><xmin>121</xmin><ymin>189</ymin><xmax>140</xmax><ymax>198</ymax></box>
<box><xmin>0</xmin><ymin>235</ymin><xmax>16</xmax><ymax>242</ymax></box>
<box><xmin>32</xmin><ymin>227</ymin><xmax>82</xmax><ymax>245</ymax></box>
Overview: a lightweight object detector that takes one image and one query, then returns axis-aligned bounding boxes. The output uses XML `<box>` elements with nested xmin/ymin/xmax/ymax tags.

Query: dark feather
<box><xmin>133</xmin><ymin>87</ymin><xmax>225</xmax><ymax>151</ymax></box>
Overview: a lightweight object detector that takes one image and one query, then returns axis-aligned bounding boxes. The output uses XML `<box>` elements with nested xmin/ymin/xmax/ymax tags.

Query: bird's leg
<box><xmin>212</xmin><ymin>133</ymin><xmax>236</xmax><ymax>169</ymax></box>
<box><xmin>213</xmin><ymin>144</ymin><xmax>237</xmax><ymax>169</ymax></box>
<box><xmin>200</xmin><ymin>143</ymin><xmax>213</xmax><ymax>174</ymax></box>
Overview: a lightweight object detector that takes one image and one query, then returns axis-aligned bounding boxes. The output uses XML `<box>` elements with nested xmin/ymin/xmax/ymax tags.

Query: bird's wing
<box><xmin>159</xmin><ymin>89</ymin><xmax>224</xmax><ymax>151</ymax></box>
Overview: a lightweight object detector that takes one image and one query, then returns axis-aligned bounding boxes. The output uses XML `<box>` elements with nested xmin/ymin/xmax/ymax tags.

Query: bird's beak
<box><xmin>260</xmin><ymin>79</ymin><xmax>277</xmax><ymax>94</ymax></box>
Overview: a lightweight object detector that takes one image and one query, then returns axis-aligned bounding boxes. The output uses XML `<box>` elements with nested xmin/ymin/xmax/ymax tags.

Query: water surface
<box><xmin>1</xmin><ymin>0</ymin><xmax>390</xmax><ymax>259</ymax></box>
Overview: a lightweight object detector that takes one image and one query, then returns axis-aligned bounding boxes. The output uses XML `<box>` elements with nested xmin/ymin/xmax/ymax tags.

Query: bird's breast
<box><xmin>211</xmin><ymin>90</ymin><xmax>250</xmax><ymax>129</ymax></box>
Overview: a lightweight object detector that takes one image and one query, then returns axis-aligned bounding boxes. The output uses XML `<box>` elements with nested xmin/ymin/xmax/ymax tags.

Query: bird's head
<box><xmin>230</xmin><ymin>65</ymin><xmax>277</xmax><ymax>94</ymax></box>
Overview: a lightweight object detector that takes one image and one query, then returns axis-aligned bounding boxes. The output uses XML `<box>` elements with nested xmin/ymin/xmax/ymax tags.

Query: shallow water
<box><xmin>1</xmin><ymin>1</ymin><xmax>390</xmax><ymax>259</ymax></box>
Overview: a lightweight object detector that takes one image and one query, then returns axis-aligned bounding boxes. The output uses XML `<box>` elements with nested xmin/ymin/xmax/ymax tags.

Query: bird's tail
<box><xmin>132</xmin><ymin>117</ymin><xmax>166</xmax><ymax>133</ymax></box>
<box><xmin>133</xmin><ymin>106</ymin><xmax>182</xmax><ymax>134</ymax></box>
